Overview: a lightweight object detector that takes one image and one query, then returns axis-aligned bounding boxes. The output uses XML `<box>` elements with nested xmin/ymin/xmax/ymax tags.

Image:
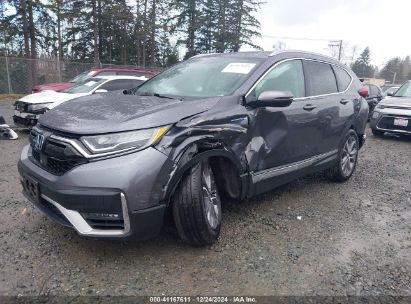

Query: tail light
<box><xmin>358</xmin><ymin>87</ymin><xmax>369</xmax><ymax>98</ymax></box>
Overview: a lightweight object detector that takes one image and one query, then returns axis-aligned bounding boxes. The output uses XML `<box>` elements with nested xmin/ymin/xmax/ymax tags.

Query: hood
<box><xmin>39</xmin><ymin>92</ymin><xmax>221</xmax><ymax>135</ymax></box>
<box><xmin>379</xmin><ymin>96</ymin><xmax>411</xmax><ymax>108</ymax></box>
<box><xmin>19</xmin><ymin>91</ymin><xmax>88</xmax><ymax>106</ymax></box>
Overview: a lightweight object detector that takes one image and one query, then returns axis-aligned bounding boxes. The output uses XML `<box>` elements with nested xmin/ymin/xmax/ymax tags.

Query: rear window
<box><xmin>333</xmin><ymin>66</ymin><xmax>352</xmax><ymax>92</ymax></box>
<box><xmin>304</xmin><ymin>61</ymin><xmax>338</xmax><ymax>96</ymax></box>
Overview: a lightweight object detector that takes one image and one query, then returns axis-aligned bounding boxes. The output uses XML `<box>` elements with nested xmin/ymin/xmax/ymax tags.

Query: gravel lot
<box><xmin>0</xmin><ymin>99</ymin><xmax>410</xmax><ymax>297</ymax></box>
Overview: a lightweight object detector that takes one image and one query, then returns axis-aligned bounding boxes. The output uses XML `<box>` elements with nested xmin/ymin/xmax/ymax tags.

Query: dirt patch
<box><xmin>0</xmin><ymin>99</ymin><xmax>410</xmax><ymax>296</ymax></box>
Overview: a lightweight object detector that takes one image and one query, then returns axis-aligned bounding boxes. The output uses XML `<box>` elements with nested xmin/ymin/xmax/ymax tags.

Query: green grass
<box><xmin>0</xmin><ymin>94</ymin><xmax>24</xmax><ymax>101</ymax></box>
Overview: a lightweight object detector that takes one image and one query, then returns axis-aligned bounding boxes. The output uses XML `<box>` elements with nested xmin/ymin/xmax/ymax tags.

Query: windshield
<box><xmin>70</xmin><ymin>70</ymin><xmax>95</xmax><ymax>83</ymax></box>
<box><xmin>393</xmin><ymin>81</ymin><xmax>411</xmax><ymax>97</ymax></box>
<box><xmin>63</xmin><ymin>78</ymin><xmax>106</xmax><ymax>94</ymax></box>
<box><xmin>136</xmin><ymin>56</ymin><xmax>263</xmax><ymax>98</ymax></box>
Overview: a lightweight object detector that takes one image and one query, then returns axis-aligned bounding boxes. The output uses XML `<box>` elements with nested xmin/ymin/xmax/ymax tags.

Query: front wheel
<box><xmin>326</xmin><ymin>130</ymin><xmax>359</xmax><ymax>182</ymax></box>
<box><xmin>172</xmin><ymin>159</ymin><xmax>222</xmax><ymax>245</ymax></box>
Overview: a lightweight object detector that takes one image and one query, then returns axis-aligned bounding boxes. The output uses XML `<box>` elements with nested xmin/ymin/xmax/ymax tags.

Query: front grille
<box><xmin>30</xmin><ymin>131</ymin><xmax>87</xmax><ymax>175</ymax></box>
<box><xmin>377</xmin><ymin>116</ymin><xmax>411</xmax><ymax>133</ymax></box>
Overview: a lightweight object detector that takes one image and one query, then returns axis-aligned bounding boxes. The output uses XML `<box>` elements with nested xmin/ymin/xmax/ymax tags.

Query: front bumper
<box><xmin>18</xmin><ymin>145</ymin><xmax>174</xmax><ymax>239</ymax></box>
<box><xmin>370</xmin><ymin>110</ymin><xmax>411</xmax><ymax>135</ymax></box>
<box><xmin>13</xmin><ymin>112</ymin><xmax>40</xmax><ymax>128</ymax></box>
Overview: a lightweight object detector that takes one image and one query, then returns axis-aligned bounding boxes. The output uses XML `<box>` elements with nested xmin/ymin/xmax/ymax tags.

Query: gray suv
<box><xmin>18</xmin><ymin>51</ymin><xmax>369</xmax><ymax>245</ymax></box>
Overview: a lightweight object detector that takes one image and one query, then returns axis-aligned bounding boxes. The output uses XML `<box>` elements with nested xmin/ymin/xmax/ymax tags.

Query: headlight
<box><xmin>372</xmin><ymin>111</ymin><xmax>380</xmax><ymax>119</ymax></box>
<box><xmin>81</xmin><ymin>126</ymin><xmax>170</xmax><ymax>154</ymax></box>
<box><xmin>27</xmin><ymin>103</ymin><xmax>53</xmax><ymax>114</ymax></box>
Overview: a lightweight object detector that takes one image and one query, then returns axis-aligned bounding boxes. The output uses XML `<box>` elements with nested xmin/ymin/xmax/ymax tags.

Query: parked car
<box><xmin>363</xmin><ymin>83</ymin><xmax>383</xmax><ymax>118</ymax></box>
<box><xmin>31</xmin><ymin>68</ymin><xmax>160</xmax><ymax>93</ymax></box>
<box><xmin>18</xmin><ymin>51</ymin><xmax>369</xmax><ymax>245</ymax></box>
<box><xmin>14</xmin><ymin>76</ymin><xmax>147</xmax><ymax>128</ymax></box>
<box><xmin>383</xmin><ymin>86</ymin><xmax>400</xmax><ymax>97</ymax></box>
<box><xmin>370</xmin><ymin>80</ymin><xmax>411</xmax><ymax>136</ymax></box>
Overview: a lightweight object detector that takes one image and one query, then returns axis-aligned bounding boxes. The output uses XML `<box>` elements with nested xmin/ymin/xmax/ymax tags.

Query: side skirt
<box><xmin>248</xmin><ymin>150</ymin><xmax>338</xmax><ymax>196</ymax></box>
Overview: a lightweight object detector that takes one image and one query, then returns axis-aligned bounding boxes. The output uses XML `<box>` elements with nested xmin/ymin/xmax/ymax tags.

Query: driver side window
<box><xmin>252</xmin><ymin>60</ymin><xmax>305</xmax><ymax>99</ymax></box>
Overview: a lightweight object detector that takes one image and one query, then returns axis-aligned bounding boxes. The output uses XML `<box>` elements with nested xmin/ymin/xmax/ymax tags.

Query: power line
<box><xmin>261</xmin><ymin>34</ymin><xmax>339</xmax><ymax>42</ymax></box>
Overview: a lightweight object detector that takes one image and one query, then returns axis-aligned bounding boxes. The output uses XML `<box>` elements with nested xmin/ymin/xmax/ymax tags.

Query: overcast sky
<box><xmin>244</xmin><ymin>0</ymin><xmax>410</xmax><ymax>68</ymax></box>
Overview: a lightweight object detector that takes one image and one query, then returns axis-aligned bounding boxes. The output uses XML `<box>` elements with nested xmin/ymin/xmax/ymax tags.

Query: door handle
<box><xmin>303</xmin><ymin>104</ymin><xmax>317</xmax><ymax>111</ymax></box>
<box><xmin>340</xmin><ymin>99</ymin><xmax>350</xmax><ymax>105</ymax></box>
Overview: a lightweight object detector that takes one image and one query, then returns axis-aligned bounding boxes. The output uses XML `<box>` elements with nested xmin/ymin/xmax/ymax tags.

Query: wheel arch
<box><xmin>163</xmin><ymin>147</ymin><xmax>249</xmax><ymax>207</ymax></box>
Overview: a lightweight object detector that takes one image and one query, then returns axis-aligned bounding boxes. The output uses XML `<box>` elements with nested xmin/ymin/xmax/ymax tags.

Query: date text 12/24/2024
<box><xmin>149</xmin><ymin>296</ymin><xmax>257</xmax><ymax>303</ymax></box>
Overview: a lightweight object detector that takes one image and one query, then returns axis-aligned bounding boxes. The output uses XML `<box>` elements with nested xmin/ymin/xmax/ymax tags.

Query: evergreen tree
<box><xmin>351</xmin><ymin>47</ymin><xmax>375</xmax><ymax>78</ymax></box>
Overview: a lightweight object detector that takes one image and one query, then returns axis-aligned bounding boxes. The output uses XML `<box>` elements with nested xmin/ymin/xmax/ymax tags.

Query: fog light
<box><xmin>372</xmin><ymin>111</ymin><xmax>380</xmax><ymax>119</ymax></box>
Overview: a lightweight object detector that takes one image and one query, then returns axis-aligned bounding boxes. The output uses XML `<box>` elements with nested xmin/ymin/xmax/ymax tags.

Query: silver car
<box><xmin>370</xmin><ymin>81</ymin><xmax>411</xmax><ymax>136</ymax></box>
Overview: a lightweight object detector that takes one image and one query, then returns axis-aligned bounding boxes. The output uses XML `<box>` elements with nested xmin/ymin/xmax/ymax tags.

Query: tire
<box><xmin>172</xmin><ymin>159</ymin><xmax>222</xmax><ymax>245</ymax></box>
<box><xmin>326</xmin><ymin>130</ymin><xmax>359</xmax><ymax>182</ymax></box>
<box><xmin>372</xmin><ymin>129</ymin><xmax>384</xmax><ymax>137</ymax></box>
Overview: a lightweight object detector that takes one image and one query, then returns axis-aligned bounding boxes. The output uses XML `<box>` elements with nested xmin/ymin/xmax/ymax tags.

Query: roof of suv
<box><xmin>192</xmin><ymin>50</ymin><xmax>343</xmax><ymax>66</ymax></box>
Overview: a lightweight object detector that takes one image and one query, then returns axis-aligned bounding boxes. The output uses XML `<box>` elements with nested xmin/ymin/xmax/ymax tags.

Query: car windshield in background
<box><xmin>136</xmin><ymin>56</ymin><xmax>263</xmax><ymax>98</ymax></box>
<box><xmin>393</xmin><ymin>81</ymin><xmax>411</xmax><ymax>97</ymax></box>
<box><xmin>69</xmin><ymin>70</ymin><xmax>95</xmax><ymax>83</ymax></box>
<box><xmin>63</xmin><ymin>78</ymin><xmax>105</xmax><ymax>94</ymax></box>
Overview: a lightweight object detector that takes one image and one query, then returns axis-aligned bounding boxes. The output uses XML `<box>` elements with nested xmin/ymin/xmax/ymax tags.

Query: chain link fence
<box><xmin>0</xmin><ymin>56</ymin><xmax>161</xmax><ymax>94</ymax></box>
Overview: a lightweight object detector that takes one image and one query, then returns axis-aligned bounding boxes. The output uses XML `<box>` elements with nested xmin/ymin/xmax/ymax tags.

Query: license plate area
<box><xmin>22</xmin><ymin>175</ymin><xmax>40</xmax><ymax>203</ymax></box>
<box><xmin>394</xmin><ymin>118</ymin><xmax>408</xmax><ymax>127</ymax></box>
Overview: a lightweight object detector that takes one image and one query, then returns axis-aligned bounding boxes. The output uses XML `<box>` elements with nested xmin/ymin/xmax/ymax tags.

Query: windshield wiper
<box><xmin>138</xmin><ymin>92</ymin><xmax>182</xmax><ymax>100</ymax></box>
<box><xmin>153</xmin><ymin>93</ymin><xmax>175</xmax><ymax>99</ymax></box>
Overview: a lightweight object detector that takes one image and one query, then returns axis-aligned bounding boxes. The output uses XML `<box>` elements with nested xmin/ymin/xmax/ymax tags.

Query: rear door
<box><xmin>302</xmin><ymin>60</ymin><xmax>342</xmax><ymax>154</ymax></box>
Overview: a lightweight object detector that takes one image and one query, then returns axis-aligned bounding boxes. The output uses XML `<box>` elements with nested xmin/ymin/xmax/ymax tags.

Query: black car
<box><xmin>18</xmin><ymin>51</ymin><xmax>369</xmax><ymax>245</ymax></box>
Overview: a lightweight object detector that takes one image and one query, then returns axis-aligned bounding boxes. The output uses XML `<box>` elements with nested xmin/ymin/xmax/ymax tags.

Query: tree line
<box><xmin>1</xmin><ymin>0</ymin><xmax>263</xmax><ymax>67</ymax></box>
<box><xmin>351</xmin><ymin>47</ymin><xmax>411</xmax><ymax>84</ymax></box>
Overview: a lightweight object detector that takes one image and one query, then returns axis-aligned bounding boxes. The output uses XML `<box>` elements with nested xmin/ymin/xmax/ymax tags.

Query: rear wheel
<box><xmin>326</xmin><ymin>130</ymin><xmax>359</xmax><ymax>182</ymax></box>
<box><xmin>172</xmin><ymin>159</ymin><xmax>222</xmax><ymax>245</ymax></box>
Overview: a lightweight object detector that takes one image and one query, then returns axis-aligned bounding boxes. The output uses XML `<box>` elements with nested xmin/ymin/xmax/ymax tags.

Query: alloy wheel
<box><xmin>201</xmin><ymin>162</ymin><xmax>220</xmax><ymax>229</ymax></box>
<box><xmin>341</xmin><ymin>135</ymin><xmax>358</xmax><ymax>177</ymax></box>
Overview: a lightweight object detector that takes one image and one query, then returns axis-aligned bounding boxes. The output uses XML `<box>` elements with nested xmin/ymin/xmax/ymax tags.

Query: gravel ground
<box><xmin>0</xmin><ymin>99</ymin><xmax>410</xmax><ymax>297</ymax></box>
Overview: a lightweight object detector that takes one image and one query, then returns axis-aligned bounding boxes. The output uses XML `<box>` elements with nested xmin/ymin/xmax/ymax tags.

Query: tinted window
<box><xmin>99</xmin><ymin>79</ymin><xmax>135</xmax><ymax>91</ymax></box>
<box><xmin>304</xmin><ymin>61</ymin><xmax>338</xmax><ymax>96</ymax></box>
<box><xmin>63</xmin><ymin>78</ymin><xmax>106</xmax><ymax>93</ymax></box>
<box><xmin>333</xmin><ymin>66</ymin><xmax>352</xmax><ymax>92</ymax></box>
<box><xmin>367</xmin><ymin>84</ymin><xmax>379</xmax><ymax>97</ymax></box>
<box><xmin>253</xmin><ymin>60</ymin><xmax>305</xmax><ymax>98</ymax></box>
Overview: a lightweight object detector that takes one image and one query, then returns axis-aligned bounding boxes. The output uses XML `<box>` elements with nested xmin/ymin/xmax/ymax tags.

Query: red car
<box><xmin>32</xmin><ymin>68</ymin><xmax>160</xmax><ymax>93</ymax></box>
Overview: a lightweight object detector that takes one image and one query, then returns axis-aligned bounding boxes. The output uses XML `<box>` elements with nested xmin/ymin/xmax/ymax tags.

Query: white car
<box><xmin>13</xmin><ymin>75</ymin><xmax>148</xmax><ymax>128</ymax></box>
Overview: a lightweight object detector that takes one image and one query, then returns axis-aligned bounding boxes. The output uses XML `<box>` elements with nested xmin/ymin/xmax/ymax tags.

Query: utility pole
<box><xmin>338</xmin><ymin>40</ymin><xmax>343</xmax><ymax>61</ymax></box>
<box><xmin>328</xmin><ymin>40</ymin><xmax>343</xmax><ymax>61</ymax></box>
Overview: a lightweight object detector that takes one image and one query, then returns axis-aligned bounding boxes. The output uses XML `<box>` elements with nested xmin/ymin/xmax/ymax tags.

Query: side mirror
<box><xmin>387</xmin><ymin>92</ymin><xmax>394</xmax><ymax>97</ymax></box>
<box><xmin>94</xmin><ymin>89</ymin><xmax>108</xmax><ymax>94</ymax></box>
<box><xmin>249</xmin><ymin>91</ymin><xmax>294</xmax><ymax>107</ymax></box>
